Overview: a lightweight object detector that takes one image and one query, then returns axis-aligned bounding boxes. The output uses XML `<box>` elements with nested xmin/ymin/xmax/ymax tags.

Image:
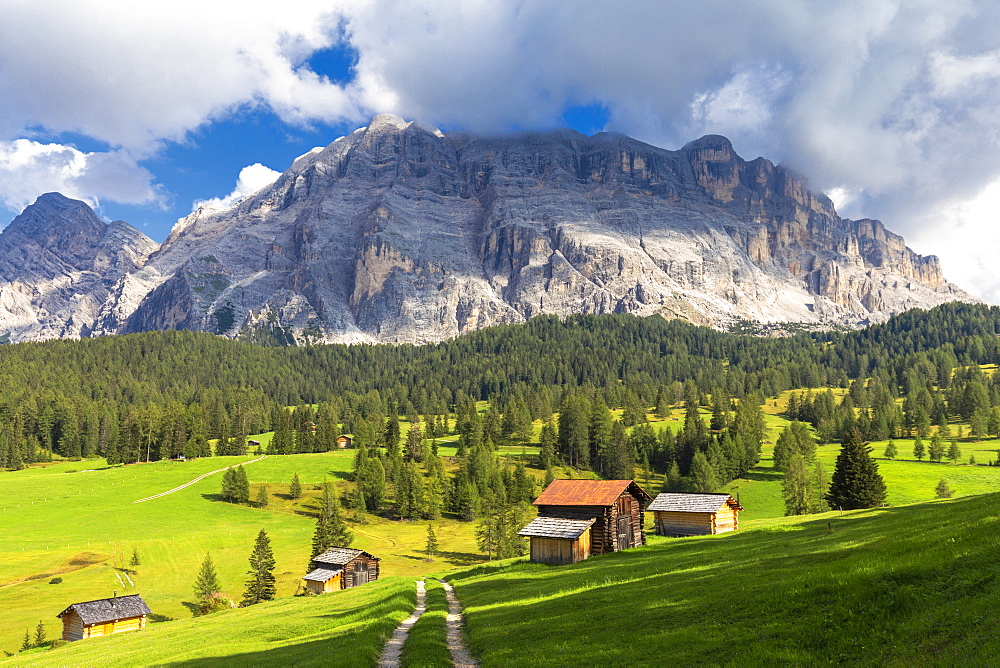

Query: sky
<box><xmin>3</xmin><ymin>1</ymin><xmax>1000</xmax><ymax>301</ymax></box>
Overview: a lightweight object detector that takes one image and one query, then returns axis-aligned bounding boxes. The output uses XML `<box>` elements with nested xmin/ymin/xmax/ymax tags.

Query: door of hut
<box><xmin>354</xmin><ymin>561</ymin><xmax>368</xmax><ymax>586</ymax></box>
<box><xmin>616</xmin><ymin>516</ymin><xmax>632</xmax><ymax>549</ymax></box>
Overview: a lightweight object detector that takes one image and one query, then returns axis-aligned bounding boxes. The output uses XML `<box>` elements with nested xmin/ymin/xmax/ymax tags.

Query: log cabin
<box><xmin>523</xmin><ymin>479</ymin><xmax>652</xmax><ymax>565</ymax></box>
<box><xmin>336</xmin><ymin>436</ymin><xmax>352</xmax><ymax>448</ymax></box>
<box><xmin>519</xmin><ymin>516</ymin><xmax>596</xmax><ymax>565</ymax></box>
<box><xmin>57</xmin><ymin>594</ymin><xmax>152</xmax><ymax>641</ymax></box>
<box><xmin>303</xmin><ymin>547</ymin><xmax>379</xmax><ymax>593</ymax></box>
<box><xmin>647</xmin><ymin>493</ymin><xmax>744</xmax><ymax>536</ymax></box>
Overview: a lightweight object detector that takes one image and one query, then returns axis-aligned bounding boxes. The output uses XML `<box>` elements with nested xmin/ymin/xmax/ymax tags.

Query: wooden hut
<box><xmin>523</xmin><ymin>479</ymin><xmax>653</xmax><ymax>564</ymax></box>
<box><xmin>519</xmin><ymin>516</ymin><xmax>595</xmax><ymax>565</ymax></box>
<box><xmin>647</xmin><ymin>493</ymin><xmax>744</xmax><ymax>536</ymax></box>
<box><xmin>57</xmin><ymin>594</ymin><xmax>151</xmax><ymax>641</ymax></box>
<box><xmin>303</xmin><ymin>547</ymin><xmax>380</xmax><ymax>593</ymax></box>
<box><xmin>336</xmin><ymin>435</ymin><xmax>352</xmax><ymax>448</ymax></box>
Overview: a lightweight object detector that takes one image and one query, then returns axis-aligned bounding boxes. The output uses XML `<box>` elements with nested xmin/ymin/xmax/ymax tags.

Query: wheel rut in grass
<box><xmin>440</xmin><ymin>579</ymin><xmax>478</xmax><ymax>668</ymax></box>
<box><xmin>132</xmin><ymin>455</ymin><xmax>267</xmax><ymax>503</ymax></box>
<box><xmin>378</xmin><ymin>579</ymin><xmax>426</xmax><ymax>668</ymax></box>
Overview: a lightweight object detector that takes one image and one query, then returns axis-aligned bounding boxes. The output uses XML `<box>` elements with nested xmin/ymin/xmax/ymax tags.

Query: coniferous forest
<box><xmin>1</xmin><ymin>302</ymin><xmax>1000</xmax><ymax>489</ymax></box>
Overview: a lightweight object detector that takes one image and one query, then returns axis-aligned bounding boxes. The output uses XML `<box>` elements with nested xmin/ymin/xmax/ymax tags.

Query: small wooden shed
<box><xmin>525</xmin><ymin>479</ymin><xmax>653</xmax><ymax>563</ymax></box>
<box><xmin>336</xmin><ymin>435</ymin><xmax>352</xmax><ymax>448</ymax></box>
<box><xmin>519</xmin><ymin>516</ymin><xmax>596</xmax><ymax>565</ymax></box>
<box><xmin>57</xmin><ymin>594</ymin><xmax>151</xmax><ymax>641</ymax></box>
<box><xmin>648</xmin><ymin>493</ymin><xmax>744</xmax><ymax>536</ymax></box>
<box><xmin>303</xmin><ymin>547</ymin><xmax>379</xmax><ymax>593</ymax></box>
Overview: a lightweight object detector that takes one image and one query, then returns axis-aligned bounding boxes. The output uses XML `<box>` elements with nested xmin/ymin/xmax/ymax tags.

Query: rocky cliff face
<box><xmin>0</xmin><ymin>117</ymin><xmax>977</xmax><ymax>344</ymax></box>
<box><xmin>0</xmin><ymin>193</ymin><xmax>156</xmax><ymax>341</ymax></box>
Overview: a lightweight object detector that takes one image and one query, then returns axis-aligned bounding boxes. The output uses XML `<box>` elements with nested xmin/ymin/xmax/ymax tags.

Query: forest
<box><xmin>1</xmin><ymin>301</ymin><xmax>1000</xmax><ymax>495</ymax></box>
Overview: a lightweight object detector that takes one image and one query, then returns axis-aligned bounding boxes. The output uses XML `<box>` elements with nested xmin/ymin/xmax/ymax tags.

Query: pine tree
<box><xmin>234</xmin><ymin>465</ymin><xmax>250</xmax><ymax>503</ymax></box>
<box><xmin>935</xmin><ymin>478</ymin><xmax>953</xmax><ymax>498</ymax></box>
<box><xmin>130</xmin><ymin>547</ymin><xmax>141</xmax><ymax>567</ymax></box>
<box><xmin>425</xmin><ymin>523</ymin><xmax>439</xmax><ymax>559</ymax></box>
<box><xmin>21</xmin><ymin>629</ymin><xmax>31</xmax><ymax>652</ymax></box>
<box><xmin>826</xmin><ymin>429</ymin><xmax>887</xmax><ymax>510</ymax></box>
<box><xmin>241</xmin><ymin>529</ymin><xmax>276</xmax><ymax>606</ymax></box>
<box><xmin>310</xmin><ymin>482</ymin><xmax>353</xmax><ymax>564</ymax></box>
<box><xmin>661</xmin><ymin>461</ymin><xmax>685</xmax><ymax>492</ymax></box>
<box><xmin>782</xmin><ymin>453</ymin><xmax>810</xmax><ymax>516</ymax></box>
<box><xmin>928</xmin><ymin>434</ymin><xmax>944</xmax><ymax>462</ymax></box>
<box><xmin>194</xmin><ymin>553</ymin><xmax>221</xmax><ymax>602</ymax></box>
<box><xmin>34</xmin><ymin>620</ymin><xmax>45</xmax><ymax>647</ymax></box>
<box><xmin>913</xmin><ymin>436</ymin><xmax>925</xmax><ymax>461</ymax></box>
<box><xmin>221</xmin><ymin>467</ymin><xmax>235</xmax><ymax>501</ymax></box>
<box><xmin>289</xmin><ymin>473</ymin><xmax>302</xmax><ymax>499</ymax></box>
<box><xmin>689</xmin><ymin>451</ymin><xmax>717</xmax><ymax>493</ymax></box>
<box><xmin>947</xmin><ymin>440</ymin><xmax>961</xmax><ymax>464</ymax></box>
<box><xmin>883</xmin><ymin>441</ymin><xmax>897</xmax><ymax>460</ymax></box>
<box><xmin>255</xmin><ymin>483</ymin><xmax>269</xmax><ymax>508</ymax></box>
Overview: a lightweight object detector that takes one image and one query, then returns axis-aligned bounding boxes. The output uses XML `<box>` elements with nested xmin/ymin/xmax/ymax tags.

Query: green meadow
<box><xmin>4</xmin><ymin>389</ymin><xmax>1000</xmax><ymax>662</ymax></box>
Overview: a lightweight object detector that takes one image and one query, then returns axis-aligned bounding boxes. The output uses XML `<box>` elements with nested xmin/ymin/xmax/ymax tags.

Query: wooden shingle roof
<box><xmin>57</xmin><ymin>595</ymin><xmax>151</xmax><ymax>625</ymax></box>
<box><xmin>519</xmin><ymin>516</ymin><xmax>596</xmax><ymax>539</ymax></box>
<box><xmin>647</xmin><ymin>493</ymin><xmax>744</xmax><ymax>513</ymax></box>
<box><xmin>313</xmin><ymin>547</ymin><xmax>378</xmax><ymax>566</ymax></box>
<box><xmin>303</xmin><ymin>567</ymin><xmax>342</xmax><ymax>582</ymax></box>
<box><xmin>532</xmin><ymin>479</ymin><xmax>653</xmax><ymax>507</ymax></box>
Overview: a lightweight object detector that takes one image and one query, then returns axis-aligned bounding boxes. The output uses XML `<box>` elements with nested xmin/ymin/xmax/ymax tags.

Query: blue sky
<box><xmin>3</xmin><ymin>2</ymin><xmax>1000</xmax><ymax>301</ymax></box>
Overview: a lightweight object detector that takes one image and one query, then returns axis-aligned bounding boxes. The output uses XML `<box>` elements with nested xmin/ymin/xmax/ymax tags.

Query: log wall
<box><xmin>342</xmin><ymin>554</ymin><xmax>380</xmax><ymax>589</ymax></box>
<box><xmin>537</xmin><ymin>492</ymin><xmax>646</xmax><ymax>555</ymax></box>
<box><xmin>529</xmin><ymin>532</ymin><xmax>591</xmax><ymax>565</ymax></box>
<box><xmin>654</xmin><ymin>510</ymin><xmax>715</xmax><ymax>536</ymax></box>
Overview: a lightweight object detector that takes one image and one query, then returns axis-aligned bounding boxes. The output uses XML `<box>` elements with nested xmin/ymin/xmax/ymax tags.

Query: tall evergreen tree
<box><xmin>241</xmin><ymin>529</ymin><xmax>276</xmax><ymax>606</ymax></box>
<box><xmin>826</xmin><ymin>429</ymin><xmax>887</xmax><ymax>510</ymax></box>
<box><xmin>310</xmin><ymin>482</ymin><xmax>353</xmax><ymax>564</ymax></box>
<box><xmin>193</xmin><ymin>553</ymin><xmax>221</xmax><ymax>602</ymax></box>
<box><xmin>289</xmin><ymin>472</ymin><xmax>302</xmax><ymax>499</ymax></box>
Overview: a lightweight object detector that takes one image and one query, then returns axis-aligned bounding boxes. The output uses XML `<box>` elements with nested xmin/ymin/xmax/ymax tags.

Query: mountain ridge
<box><xmin>0</xmin><ymin>115</ymin><xmax>978</xmax><ymax>343</ymax></box>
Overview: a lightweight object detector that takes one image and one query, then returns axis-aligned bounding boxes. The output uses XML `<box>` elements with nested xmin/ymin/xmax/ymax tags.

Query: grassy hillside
<box><xmin>450</xmin><ymin>492</ymin><xmax>1000</xmax><ymax>666</ymax></box>
<box><xmin>11</xmin><ymin>575</ymin><xmax>415</xmax><ymax>667</ymax></box>
<box><xmin>10</xmin><ymin>493</ymin><xmax>1000</xmax><ymax>666</ymax></box>
<box><xmin>0</xmin><ymin>452</ymin><xmax>480</xmax><ymax>655</ymax></box>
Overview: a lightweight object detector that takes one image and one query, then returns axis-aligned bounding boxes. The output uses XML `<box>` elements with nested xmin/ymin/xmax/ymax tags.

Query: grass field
<box><xmin>449</xmin><ymin>492</ymin><xmax>1000</xmax><ymax>666</ymax></box>
<box><xmin>5</xmin><ymin>390</ymin><xmax>1000</xmax><ymax>661</ymax></box>
<box><xmin>0</xmin><ymin>452</ymin><xmax>480</xmax><ymax>655</ymax></box>
<box><xmin>12</xmin><ymin>575</ymin><xmax>416</xmax><ymax>667</ymax></box>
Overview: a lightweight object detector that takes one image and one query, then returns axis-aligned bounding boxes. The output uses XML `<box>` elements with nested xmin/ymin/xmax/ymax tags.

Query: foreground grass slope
<box><xmin>451</xmin><ymin>493</ymin><xmax>1000</xmax><ymax>666</ymax></box>
<box><xmin>12</xmin><ymin>576</ymin><xmax>415</xmax><ymax>667</ymax></box>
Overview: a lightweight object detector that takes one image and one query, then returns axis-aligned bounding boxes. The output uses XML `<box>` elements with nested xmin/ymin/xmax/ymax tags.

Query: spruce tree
<box><xmin>947</xmin><ymin>440</ymin><xmax>961</xmax><ymax>464</ymax></box>
<box><xmin>255</xmin><ymin>483</ymin><xmax>269</xmax><ymax>508</ymax></box>
<box><xmin>782</xmin><ymin>453</ymin><xmax>810</xmax><ymax>516</ymax></box>
<box><xmin>883</xmin><ymin>440</ymin><xmax>897</xmax><ymax>460</ymax></box>
<box><xmin>689</xmin><ymin>451</ymin><xmax>717</xmax><ymax>493</ymax></box>
<box><xmin>311</xmin><ymin>482</ymin><xmax>353</xmax><ymax>564</ymax></box>
<box><xmin>34</xmin><ymin>621</ymin><xmax>45</xmax><ymax>647</ymax></box>
<box><xmin>21</xmin><ymin>629</ymin><xmax>31</xmax><ymax>652</ymax></box>
<box><xmin>913</xmin><ymin>436</ymin><xmax>925</xmax><ymax>461</ymax></box>
<box><xmin>130</xmin><ymin>547</ymin><xmax>141</xmax><ymax>567</ymax></box>
<box><xmin>241</xmin><ymin>529</ymin><xmax>276</xmax><ymax>607</ymax></box>
<box><xmin>221</xmin><ymin>467</ymin><xmax>235</xmax><ymax>502</ymax></box>
<box><xmin>234</xmin><ymin>465</ymin><xmax>250</xmax><ymax>503</ymax></box>
<box><xmin>289</xmin><ymin>473</ymin><xmax>302</xmax><ymax>499</ymax></box>
<box><xmin>425</xmin><ymin>523</ymin><xmax>439</xmax><ymax>558</ymax></box>
<box><xmin>194</xmin><ymin>553</ymin><xmax>221</xmax><ymax>602</ymax></box>
<box><xmin>935</xmin><ymin>478</ymin><xmax>953</xmax><ymax>498</ymax></box>
<box><xmin>826</xmin><ymin>430</ymin><xmax>887</xmax><ymax>510</ymax></box>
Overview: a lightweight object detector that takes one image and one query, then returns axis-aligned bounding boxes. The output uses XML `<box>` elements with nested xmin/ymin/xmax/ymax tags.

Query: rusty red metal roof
<box><xmin>532</xmin><ymin>479</ymin><xmax>652</xmax><ymax>507</ymax></box>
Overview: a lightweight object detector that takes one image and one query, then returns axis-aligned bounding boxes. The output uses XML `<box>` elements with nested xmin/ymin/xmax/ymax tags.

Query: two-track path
<box><xmin>440</xmin><ymin>579</ymin><xmax>478</xmax><ymax>668</ymax></box>
<box><xmin>132</xmin><ymin>455</ymin><xmax>268</xmax><ymax>503</ymax></box>
<box><xmin>378</xmin><ymin>580</ymin><xmax>427</xmax><ymax>668</ymax></box>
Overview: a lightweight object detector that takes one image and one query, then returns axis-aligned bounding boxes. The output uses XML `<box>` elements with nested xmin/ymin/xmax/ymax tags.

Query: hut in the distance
<box><xmin>303</xmin><ymin>547</ymin><xmax>379</xmax><ymax>593</ymax></box>
<box><xmin>521</xmin><ymin>479</ymin><xmax>652</xmax><ymax>565</ymax></box>
<box><xmin>336</xmin><ymin>435</ymin><xmax>352</xmax><ymax>448</ymax></box>
<box><xmin>647</xmin><ymin>493</ymin><xmax>744</xmax><ymax>536</ymax></box>
<box><xmin>57</xmin><ymin>594</ymin><xmax>152</xmax><ymax>641</ymax></box>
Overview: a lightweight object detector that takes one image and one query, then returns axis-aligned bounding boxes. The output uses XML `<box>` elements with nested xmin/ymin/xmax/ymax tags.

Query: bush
<box><xmin>196</xmin><ymin>592</ymin><xmax>236</xmax><ymax>615</ymax></box>
<box><xmin>49</xmin><ymin>578</ymin><xmax>62</xmax><ymax>584</ymax></box>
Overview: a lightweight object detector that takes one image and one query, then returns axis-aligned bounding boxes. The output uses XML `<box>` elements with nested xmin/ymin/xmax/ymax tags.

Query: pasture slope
<box><xmin>8</xmin><ymin>492</ymin><xmax>1000</xmax><ymax>666</ymax></box>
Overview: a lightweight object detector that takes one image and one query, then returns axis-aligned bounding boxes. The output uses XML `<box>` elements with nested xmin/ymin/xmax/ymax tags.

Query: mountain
<box><xmin>0</xmin><ymin>116</ymin><xmax>978</xmax><ymax>343</ymax></box>
<box><xmin>0</xmin><ymin>193</ymin><xmax>156</xmax><ymax>341</ymax></box>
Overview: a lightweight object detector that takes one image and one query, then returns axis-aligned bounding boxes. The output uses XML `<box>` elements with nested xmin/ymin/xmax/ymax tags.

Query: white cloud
<box><xmin>193</xmin><ymin>163</ymin><xmax>281</xmax><ymax>212</ymax></box>
<box><xmin>0</xmin><ymin>140</ymin><xmax>160</xmax><ymax>212</ymax></box>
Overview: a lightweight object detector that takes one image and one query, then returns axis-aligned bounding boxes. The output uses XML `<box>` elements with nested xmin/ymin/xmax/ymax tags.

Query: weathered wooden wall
<box><xmin>342</xmin><ymin>554</ymin><xmax>380</xmax><ymax>589</ymax></box>
<box><xmin>654</xmin><ymin>510</ymin><xmax>715</xmax><ymax>536</ymax></box>
<box><xmin>529</xmin><ymin>532</ymin><xmax>591</xmax><ymax>565</ymax></box>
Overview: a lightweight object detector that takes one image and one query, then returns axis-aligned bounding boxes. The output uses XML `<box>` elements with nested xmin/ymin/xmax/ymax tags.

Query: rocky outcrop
<box><xmin>0</xmin><ymin>117</ymin><xmax>978</xmax><ymax>344</ymax></box>
<box><xmin>0</xmin><ymin>193</ymin><xmax>156</xmax><ymax>341</ymax></box>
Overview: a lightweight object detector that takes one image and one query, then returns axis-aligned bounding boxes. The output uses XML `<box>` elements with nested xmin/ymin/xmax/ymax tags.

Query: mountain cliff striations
<box><xmin>0</xmin><ymin>115</ymin><xmax>978</xmax><ymax>343</ymax></box>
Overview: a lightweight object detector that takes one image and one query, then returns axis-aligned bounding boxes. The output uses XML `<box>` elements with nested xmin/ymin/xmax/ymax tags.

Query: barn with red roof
<box><xmin>519</xmin><ymin>479</ymin><xmax>652</xmax><ymax>565</ymax></box>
